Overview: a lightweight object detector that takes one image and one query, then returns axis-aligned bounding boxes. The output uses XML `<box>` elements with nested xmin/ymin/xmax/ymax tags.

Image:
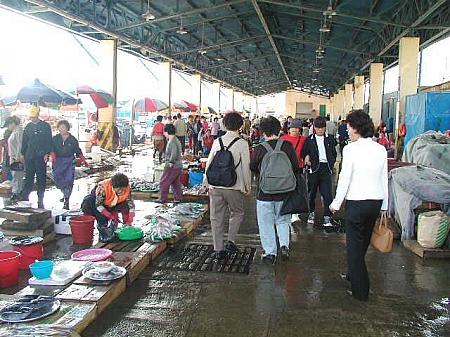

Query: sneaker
<box><xmin>280</xmin><ymin>246</ymin><xmax>290</xmax><ymax>260</ymax></box>
<box><xmin>225</xmin><ymin>241</ymin><xmax>239</xmax><ymax>254</ymax></box>
<box><xmin>307</xmin><ymin>212</ymin><xmax>315</xmax><ymax>225</ymax></box>
<box><xmin>323</xmin><ymin>216</ymin><xmax>333</xmax><ymax>227</ymax></box>
<box><xmin>291</xmin><ymin>214</ymin><xmax>300</xmax><ymax>223</ymax></box>
<box><xmin>214</xmin><ymin>250</ymin><xmax>227</xmax><ymax>261</ymax></box>
<box><xmin>262</xmin><ymin>254</ymin><xmax>276</xmax><ymax>265</ymax></box>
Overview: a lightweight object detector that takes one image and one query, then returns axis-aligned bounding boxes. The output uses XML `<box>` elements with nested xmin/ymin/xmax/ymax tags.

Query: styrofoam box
<box><xmin>52</xmin><ymin>209</ymin><xmax>83</xmax><ymax>235</ymax></box>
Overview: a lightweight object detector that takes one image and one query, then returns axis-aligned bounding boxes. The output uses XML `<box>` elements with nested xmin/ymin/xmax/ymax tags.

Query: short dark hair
<box><xmin>326</xmin><ymin>115</ymin><xmax>330</xmax><ymax>121</ymax></box>
<box><xmin>213</xmin><ymin>117</ymin><xmax>218</xmax><ymax>122</ymax></box>
<box><xmin>346</xmin><ymin>109</ymin><xmax>375</xmax><ymax>138</ymax></box>
<box><xmin>223</xmin><ymin>112</ymin><xmax>243</xmax><ymax>131</ymax></box>
<box><xmin>57</xmin><ymin>120</ymin><xmax>71</xmax><ymax>130</ymax></box>
<box><xmin>111</xmin><ymin>173</ymin><xmax>129</xmax><ymax>188</ymax></box>
<box><xmin>313</xmin><ymin>116</ymin><xmax>326</xmax><ymax>128</ymax></box>
<box><xmin>260</xmin><ymin>116</ymin><xmax>281</xmax><ymax>136</ymax></box>
<box><xmin>164</xmin><ymin>124</ymin><xmax>176</xmax><ymax>135</ymax></box>
<box><xmin>156</xmin><ymin>115</ymin><xmax>163</xmax><ymax>122</ymax></box>
<box><xmin>177</xmin><ymin>113</ymin><xmax>182</xmax><ymax>118</ymax></box>
<box><xmin>173</xmin><ymin>116</ymin><xmax>178</xmax><ymax>120</ymax></box>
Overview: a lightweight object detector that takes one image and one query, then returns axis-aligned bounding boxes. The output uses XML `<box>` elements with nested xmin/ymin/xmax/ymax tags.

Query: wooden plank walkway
<box><xmin>0</xmin><ymin>205</ymin><xmax>208</xmax><ymax>336</ymax></box>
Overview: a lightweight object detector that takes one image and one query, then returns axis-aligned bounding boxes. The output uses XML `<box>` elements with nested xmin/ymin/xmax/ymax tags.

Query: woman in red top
<box><xmin>202</xmin><ymin>129</ymin><xmax>214</xmax><ymax>155</ymax></box>
<box><xmin>280</xmin><ymin>118</ymin><xmax>306</xmax><ymax>168</ymax></box>
<box><xmin>151</xmin><ymin>115</ymin><xmax>165</xmax><ymax>161</ymax></box>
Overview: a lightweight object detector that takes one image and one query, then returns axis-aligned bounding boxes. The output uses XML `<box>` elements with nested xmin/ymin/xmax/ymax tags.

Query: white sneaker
<box><xmin>291</xmin><ymin>214</ymin><xmax>300</xmax><ymax>223</ymax></box>
<box><xmin>307</xmin><ymin>212</ymin><xmax>315</xmax><ymax>225</ymax></box>
<box><xmin>323</xmin><ymin>216</ymin><xmax>333</xmax><ymax>227</ymax></box>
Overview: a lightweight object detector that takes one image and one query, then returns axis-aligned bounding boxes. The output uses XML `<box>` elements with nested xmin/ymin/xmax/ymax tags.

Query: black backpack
<box><xmin>206</xmin><ymin>137</ymin><xmax>241</xmax><ymax>187</ymax></box>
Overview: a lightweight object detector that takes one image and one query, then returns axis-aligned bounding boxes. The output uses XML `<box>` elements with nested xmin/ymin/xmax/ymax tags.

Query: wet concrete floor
<box><xmin>84</xmin><ymin>191</ymin><xmax>450</xmax><ymax>337</ymax></box>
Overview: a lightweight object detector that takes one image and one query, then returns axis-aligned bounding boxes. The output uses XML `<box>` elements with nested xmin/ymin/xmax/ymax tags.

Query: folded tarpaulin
<box><xmin>402</xmin><ymin>130</ymin><xmax>450</xmax><ymax>175</ymax></box>
<box><xmin>388</xmin><ymin>165</ymin><xmax>450</xmax><ymax>240</ymax></box>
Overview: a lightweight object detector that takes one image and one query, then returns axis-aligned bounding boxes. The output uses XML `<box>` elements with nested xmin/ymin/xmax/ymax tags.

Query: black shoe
<box><xmin>59</xmin><ymin>197</ymin><xmax>65</xmax><ymax>202</ymax></box>
<box><xmin>340</xmin><ymin>273</ymin><xmax>350</xmax><ymax>282</ymax></box>
<box><xmin>262</xmin><ymin>254</ymin><xmax>276</xmax><ymax>265</ymax></box>
<box><xmin>280</xmin><ymin>246</ymin><xmax>290</xmax><ymax>260</ymax></box>
<box><xmin>214</xmin><ymin>250</ymin><xmax>227</xmax><ymax>261</ymax></box>
<box><xmin>225</xmin><ymin>241</ymin><xmax>239</xmax><ymax>254</ymax></box>
<box><xmin>63</xmin><ymin>201</ymin><xmax>70</xmax><ymax>210</ymax></box>
<box><xmin>346</xmin><ymin>290</ymin><xmax>369</xmax><ymax>302</ymax></box>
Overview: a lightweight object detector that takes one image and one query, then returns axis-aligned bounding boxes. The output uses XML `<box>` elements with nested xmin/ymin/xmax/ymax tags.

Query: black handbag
<box><xmin>10</xmin><ymin>162</ymin><xmax>24</xmax><ymax>172</ymax></box>
<box><xmin>280</xmin><ymin>173</ymin><xmax>309</xmax><ymax>216</ymax></box>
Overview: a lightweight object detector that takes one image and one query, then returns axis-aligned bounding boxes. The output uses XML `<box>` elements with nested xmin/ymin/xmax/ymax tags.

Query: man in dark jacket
<box><xmin>250</xmin><ymin>116</ymin><xmax>299</xmax><ymax>264</ymax></box>
<box><xmin>302</xmin><ymin>116</ymin><xmax>337</xmax><ymax>228</ymax></box>
<box><xmin>21</xmin><ymin>106</ymin><xmax>52</xmax><ymax>208</ymax></box>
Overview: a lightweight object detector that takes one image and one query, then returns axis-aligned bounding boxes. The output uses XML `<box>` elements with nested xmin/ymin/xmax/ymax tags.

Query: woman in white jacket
<box><xmin>330</xmin><ymin>110</ymin><xmax>388</xmax><ymax>302</ymax></box>
<box><xmin>5</xmin><ymin>117</ymin><xmax>24</xmax><ymax>201</ymax></box>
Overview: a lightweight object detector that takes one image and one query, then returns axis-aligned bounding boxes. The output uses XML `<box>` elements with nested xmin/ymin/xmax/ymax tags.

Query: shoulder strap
<box><xmin>218</xmin><ymin>137</ymin><xmax>225</xmax><ymax>150</ymax></box>
<box><xmin>227</xmin><ymin>137</ymin><xmax>241</xmax><ymax>150</ymax></box>
<box><xmin>275</xmin><ymin>139</ymin><xmax>284</xmax><ymax>151</ymax></box>
<box><xmin>262</xmin><ymin>141</ymin><xmax>273</xmax><ymax>154</ymax></box>
<box><xmin>294</xmin><ymin>137</ymin><xmax>301</xmax><ymax>151</ymax></box>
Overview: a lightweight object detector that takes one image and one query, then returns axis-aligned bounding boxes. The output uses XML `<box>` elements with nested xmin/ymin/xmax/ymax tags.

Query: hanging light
<box><xmin>142</xmin><ymin>0</ymin><xmax>155</xmax><ymax>21</ymax></box>
<box><xmin>319</xmin><ymin>23</ymin><xmax>331</xmax><ymax>32</ymax></box>
<box><xmin>316</xmin><ymin>46</ymin><xmax>324</xmax><ymax>53</ymax></box>
<box><xmin>176</xmin><ymin>16</ymin><xmax>188</xmax><ymax>35</ymax></box>
<box><xmin>313</xmin><ymin>68</ymin><xmax>320</xmax><ymax>73</ymax></box>
<box><xmin>323</xmin><ymin>5</ymin><xmax>337</xmax><ymax>17</ymax></box>
<box><xmin>198</xmin><ymin>50</ymin><xmax>207</xmax><ymax>55</ymax></box>
<box><xmin>316</xmin><ymin>53</ymin><xmax>324</xmax><ymax>59</ymax></box>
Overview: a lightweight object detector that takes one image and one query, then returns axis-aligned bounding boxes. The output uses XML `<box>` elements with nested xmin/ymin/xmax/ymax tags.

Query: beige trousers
<box><xmin>209</xmin><ymin>188</ymin><xmax>245</xmax><ymax>251</ymax></box>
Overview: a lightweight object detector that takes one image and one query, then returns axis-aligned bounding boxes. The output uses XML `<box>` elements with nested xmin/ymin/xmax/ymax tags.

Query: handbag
<box><xmin>370</xmin><ymin>213</ymin><xmax>393</xmax><ymax>253</ymax></box>
<box><xmin>280</xmin><ymin>173</ymin><xmax>309</xmax><ymax>216</ymax></box>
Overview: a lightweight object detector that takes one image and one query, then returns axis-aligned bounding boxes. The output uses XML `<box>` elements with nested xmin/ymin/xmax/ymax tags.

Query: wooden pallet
<box><xmin>0</xmin><ymin>218</ymin><xmax>54</xmax><ymax>237</ymax></box>
<box><xmin>0</xmin><ymin>207</ymin><xmax>51</xmax><ymax>225</ymax></box>
<box><xmin>0</xmin><ymin>184</ymin><xmax>12</xmax><ymax>196</ymax></box>
<box><xmin>132</xmin><ymin>190</ymin><xmax>208</xmax><ymax>202</ymax></box>
<box><xmin>403</xmin><ymin>240</ymin><xmax>450</xmax><ymax>259</ymax></box>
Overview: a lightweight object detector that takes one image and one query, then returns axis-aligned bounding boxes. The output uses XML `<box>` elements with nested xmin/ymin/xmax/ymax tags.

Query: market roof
<box><xmin>2</xmin><ymin>0</ymin><xmax>449</xmax><ymax>96</ymax></box>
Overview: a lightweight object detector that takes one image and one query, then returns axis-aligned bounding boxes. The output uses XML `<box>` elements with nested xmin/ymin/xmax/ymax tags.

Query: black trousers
<box><xmin>307</xmin><ymin>163</ymin><xmax>332</xmax><ymax>216</ymax></box>
<box><xmin>22</xmin><ymin>156</ymin><xmax>47</xmax><ymax>202</ymax></box>
<box><xmin>345</xmin><ymin>199</ymin><xmax>382</xmax><ymax>301</ymax></box>
<box><xmin>176</xmin><ymin>136</ymin><xmax>186</xmax><ymax>153</ymax></box>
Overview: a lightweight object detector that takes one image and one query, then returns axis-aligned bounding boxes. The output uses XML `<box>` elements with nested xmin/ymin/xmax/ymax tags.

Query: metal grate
<box><xmin>157</xmin><ymin>244</ymin><xmax>256</xmax><ymax>274</ymax></box>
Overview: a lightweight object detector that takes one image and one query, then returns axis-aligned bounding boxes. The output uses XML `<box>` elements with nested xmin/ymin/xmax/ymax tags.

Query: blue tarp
<box><xmin>404</xmin><ymin>92</ymin><xmax>450</xmax><ymax>145</ymax></box>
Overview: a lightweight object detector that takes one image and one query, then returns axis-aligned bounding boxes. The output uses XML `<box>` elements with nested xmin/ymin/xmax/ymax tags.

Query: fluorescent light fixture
<box><xmin>176</xmin><ymin>26</ymin><xmax>188</xmax><ymax>35</ymax></box>
<box><xmin>316</xmin><ymin>46</ymin><xmax>324</xmax><ymax>53</ymax></box>
<box><xmin>316</xmin><ymin>53</ymin><xmax>324</xmax><ymax>59</ymax></box>
<box><xmin>313</xmin><ymin>68</ymin><xmax>320</xmax><ymax>73</ymax></box>
<box><xmin>319</xmin><ymin>24</ymin><xmax>331</xmax><ymax>32</ymax></box>
<box><xmin>323</xmin><ymin>5</ymin><xmax>337</xmax><ymax>17</ymax></box>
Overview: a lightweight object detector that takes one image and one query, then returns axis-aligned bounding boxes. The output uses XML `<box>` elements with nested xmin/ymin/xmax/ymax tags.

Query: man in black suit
<box><xmin>302</xmin><ymin>116</ymin><xmax>337</xmax><ymax>227</ymax></box>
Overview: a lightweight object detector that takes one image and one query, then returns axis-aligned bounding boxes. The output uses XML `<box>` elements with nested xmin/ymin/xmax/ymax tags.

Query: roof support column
<box><xmin>159</xmin><ymin>61</ymin><xmax>172</xmax><ymax>115</ymax></box>
<box><xmin>234</xmin><ymin>91</ymin><xmax>243</xmax><ymax>112</ymax></box>
<box><xmin>338</xmin><ymin>89</ymin><xmax>345</xmax><ymax>120</ymax></box>
<box><xmin>398</xmin><ymin>37</ymin><xmax>420</xmax><ymax>126</ymax></box>
<box><xmin>98</xmin><ymin>39</ymin><xmax>118</xmax><ymax>151</ymax></box>
<box><xmin>353</xmin><ymin>76</ymin><xmax>365</xmax><ymax>110</ymax></box>
<box><xmin>213</xmin><ymin>82</ymin><xmax>221</xmax><ymax>114</ymax></box>
<box><xmin>369</xmin><ymin>63</ymin><xmax>383</xmax><ymax>126</ymax></box>
<box><xmin>192</xmin><ymin>74</ymin><xmax>201</xmax><ymax>113</ymax></box>
<box><xmin>231</xmin><ymin>89</ymin><xmax>235</xmax><ymax>111</ymax></box>
<box><xmin>344</xmin><ymin>83</ymin><xmax>353</xmax><ymax>115</ymax></box>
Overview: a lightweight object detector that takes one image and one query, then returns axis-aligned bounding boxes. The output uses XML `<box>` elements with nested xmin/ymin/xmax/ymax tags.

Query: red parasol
<box><xmin>76</xmin><ymin>85</ymin><xmax>112</xmax><ymax>109</ymax></box>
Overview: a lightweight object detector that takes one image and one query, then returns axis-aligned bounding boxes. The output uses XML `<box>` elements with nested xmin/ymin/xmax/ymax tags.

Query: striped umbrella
<box><xmin>172</xmin><ymin>101</ymin><xmax>191</xmax><ymax>112</ymax></box>
<box><xmin>76</xmin><ymin>85</ymin><xmax>112</xmax><ymax>109</ymax></box>
<box><xmin>182</xmin><ymin>100</ymin><xmax>198</xmax><ymax>112</ymax></box>
<box><xmin>134</xmin><ymin>98</ymin><xmax>168</xmax><ymax>113</ymax></box>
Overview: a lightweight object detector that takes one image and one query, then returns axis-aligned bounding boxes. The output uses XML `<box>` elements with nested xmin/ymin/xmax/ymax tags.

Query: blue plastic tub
<box><xmin>29</xmin><ymin>260</ymin><xmax>54</xmax><ymax>279</ymax></box>
<box><xmin>189</xmin><ymin>171</ymin><xmax>204</xmax><ymax>187</ymax></box>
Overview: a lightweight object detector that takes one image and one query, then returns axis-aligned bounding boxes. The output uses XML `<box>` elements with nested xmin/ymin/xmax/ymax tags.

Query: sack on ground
<box><xmin>259</xmin><ymin>139</ymin><xmax>296</xmax><ymax>194</ymax></box>
<box><xmin>206</xmin><ymin>137</ymin><xmax>241</xmax><ymax>187</ymax></box>
<box><xmin>280</xmin><ymin>173</ymin><xmax>309</xmax><ymax>216</ymax></box>
<box><xmin>371</xmin><ymin>214</ymin><xmax>393</xmax><ymax>253</ymax></box>
<box><xmin>417</xmin><ymin>210</ymin><xmax>450</xmax><ymax>248</ymax></box>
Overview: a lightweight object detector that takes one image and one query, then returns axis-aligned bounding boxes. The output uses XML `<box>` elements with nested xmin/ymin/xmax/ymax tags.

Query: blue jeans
<box><xmin>256</xmin><ymin>200</ymin><xmax>291</xmax><ymax>256</ymax></box>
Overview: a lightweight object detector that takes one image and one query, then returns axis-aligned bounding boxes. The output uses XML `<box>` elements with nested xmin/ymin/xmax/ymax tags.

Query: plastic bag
<box><xmin>417</xmin><ymin>211</ymin><xmax>450</xmax><ymax>248</ymax></box>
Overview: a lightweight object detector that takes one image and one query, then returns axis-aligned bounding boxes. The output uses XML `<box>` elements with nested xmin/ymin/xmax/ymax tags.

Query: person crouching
<box><xmin>82</xmin><ymin>173</ymin><xmax>135</xmax><ymax>242</ymax></box>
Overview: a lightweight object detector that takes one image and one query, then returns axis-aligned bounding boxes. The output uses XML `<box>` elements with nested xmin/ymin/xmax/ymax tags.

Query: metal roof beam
<box><xmin>173</xmin><ymin>35</ymin><xmax>266</xmax><ymax>55</ymax></box>
<box><xmin>158</xmin><ymin>11</ymin><xmax>256</xmax><ymax>33</ymax></box>
<box><xmin>115</xmin><ymin>0</ymin><xmax>247</xmax><ymax>31</ymax></box>
<box><xmin>258</xmin><ymin>0</ymin><xmax>409</xmax><ymax>28</ymax></box>
<box><xmin>206</xmin><ymin>54</ymin><xmax>276</xmax><ymax>70</ymax></box>
<box><xmin>251</xmin><ymin>0</ymin><xmax>291</xmax><ymax>87</ymax></box>
<box><xmin>272</xmin><ymin>35</ymin><xmax>368</xmax><ymax>54</ymax></box>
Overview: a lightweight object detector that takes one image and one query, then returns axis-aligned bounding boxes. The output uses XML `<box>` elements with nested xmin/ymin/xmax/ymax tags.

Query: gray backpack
<box><xmin>259</xmin><ymin>139</ymin><xmax>296</xmax><ymax>194</ymax></box>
